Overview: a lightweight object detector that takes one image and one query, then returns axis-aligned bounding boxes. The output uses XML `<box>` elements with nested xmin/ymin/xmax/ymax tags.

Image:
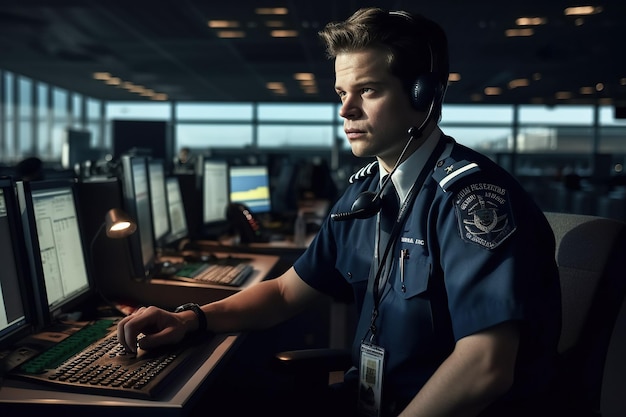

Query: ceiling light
<box><xmin>505</xmin><ymin>28</ymin><xmax>534</xmax><ymax>37</ymax></box>
<box><xmin>129</xmin><ymin>85</ymin><xmax>146</xmax><ymax>94</ymax></box>
<box><xmin>93</xmin><ymin>72</ymin><xmax>111</xmax><ymax>80</ymax></box>
<box><xmin>484</xmin><ymin>87</ymin><xmax>502</xmax><ymax>95</ymax></box>
<box><xmin>105</xmin><ymin>77</ymin><xmax>121</xmax><ymax>86</ymax></box>
<box><xmin>256</xmin><ymin>7</ymin><xmax>288</xmax><ymax>15</ymax></box>
<box><xmin>271</xmin><ymin>30</ymin><xmax>298</xmax><ymax>38</ymax></box>
<box><xmin>265</xmin><ymin>20</ymin><xmax>285</xmax><ymax>28</ymax></box>
<box><xmin>555</xmin><ymin>91</ymin><xmax>572</xmax><ymax>100</ymax></box>
<box><xmin>579</xmin><ymin>86</ymin><xmax>594</xmax><ymax>94</ymax></box>
<box><xmin>595</xmin><ymin>83</ymin><xmax>604</xmax><ymax>92</ymax></box>
<box><xmin>516</xmin><ymin>17</ymin><xmax>547</xmax><ymax>26</ymax></box>
<box><xmin>294</xmin><ymin>72</ymin><xmax>315</xmax><ymax>81</ymax></box>
<box><xmin>217</xmin><ymin>30</ymin><xmax>245</xmax><ymax>38</ymax></box>
<box><xmin>208</xmin><ymin>20</ymin><xmax>239</xmax><ymax>28</ymax></box>
<box><xmin>620</xmin><ymin>78</ymin><xmax>626</xmax><ymax>86</ymax></box>
<box><xmin>267</xmin><ymin>82</ymin><xmax>287</xmax><ymax>95</ymax></box>
<box><xmin>508</xmin><ymin>79</ymin><xmax>530</xmax><ymax>89</ymax></box>
<box><xmin>266</xmin><ymin>82</ymin><xmax>285</xmax><ymax>90</ymax></box>
<box><xmin>564</xmin><ymin>6</ymin><xmax>603</xmax><ymax>16</ymax></box>
<box><xmin>448</xmin><ymin>73</ymin><xmax>461</xmax><ymax>82</ymax></box>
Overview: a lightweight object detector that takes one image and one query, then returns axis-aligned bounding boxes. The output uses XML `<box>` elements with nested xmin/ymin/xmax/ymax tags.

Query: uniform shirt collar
<box><xmin>379</xmin><ymin>127</ymin><xmax>442</xmax><ymax>203</ymax></box>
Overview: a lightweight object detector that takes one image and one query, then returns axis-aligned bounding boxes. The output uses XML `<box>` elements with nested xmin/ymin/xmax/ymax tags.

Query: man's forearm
<box><xmin>203</xmin><ymin>268</ymin><xmax>325</xmax><ymax>333</ymax></box>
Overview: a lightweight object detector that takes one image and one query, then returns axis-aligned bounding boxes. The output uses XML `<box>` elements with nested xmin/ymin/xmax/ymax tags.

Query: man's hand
<box><xmin>116</xmin><ymin>306</ymin><xmax>191</xmax><ymax>353</ymax></box>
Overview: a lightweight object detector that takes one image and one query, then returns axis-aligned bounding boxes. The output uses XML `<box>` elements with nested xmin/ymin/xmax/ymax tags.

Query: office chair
<box><xmin>273</xmin><ymin>212</ymin><xmax>626</xmax><ymax>416</ymax></box>
<box><xmin>544</xmin><ymin>212</ymin><xmax>626</xmax><ymax>417</ymax></box>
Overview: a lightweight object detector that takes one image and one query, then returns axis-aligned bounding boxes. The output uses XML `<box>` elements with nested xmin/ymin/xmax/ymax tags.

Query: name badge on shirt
<box><xmin>358</xmin><ymin>343</ymin><xmax>385</xmax><ymax>417</ymax></box>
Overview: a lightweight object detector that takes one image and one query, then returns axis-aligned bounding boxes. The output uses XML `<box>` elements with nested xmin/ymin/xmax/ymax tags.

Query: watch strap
<box><xmin>175</xmin><ymin>303</ymin><xmax>207</xmax><ymax>332</ymax></box>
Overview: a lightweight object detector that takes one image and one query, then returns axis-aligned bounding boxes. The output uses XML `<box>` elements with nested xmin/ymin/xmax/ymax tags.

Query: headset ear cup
<box><xmin>410</xmin><ymin>73</ymin><xmax>442</xmax><ymax>112</ymax></box>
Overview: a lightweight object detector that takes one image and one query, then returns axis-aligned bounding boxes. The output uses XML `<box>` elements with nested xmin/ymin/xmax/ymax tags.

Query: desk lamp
<box><xmin>104</xmin><ymin>208</ymin><xmax>137</xmax><ymax>238</ymax></box>
<box><xmin>90</xmin><ymin>208</ymin><xmax>137</xmax><ymax>313</ymax></box>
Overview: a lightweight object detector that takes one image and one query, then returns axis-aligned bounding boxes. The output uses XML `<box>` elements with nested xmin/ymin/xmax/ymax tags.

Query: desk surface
<box><xmin>0</xmin><ymin>333</ymin><xmax>240</xmax><ymax>416</ymax></box>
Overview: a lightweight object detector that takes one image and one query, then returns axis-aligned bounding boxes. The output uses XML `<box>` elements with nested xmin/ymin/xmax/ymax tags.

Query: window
<box><xmin>176</xmin><ymin>102</ymin><xmax>253</xmax><ymax>121</ymax></box>
<box><xmin>257</xmin><ymin>103</ymin><xmax>334</xmax><ymax>122</ymax></box>
<box><xmin>106</xmin><ymin>102</ymin><xmax>171</xmax><ymax>120</ymax></box>
<box><xmin>258</xmin><ymin>124</ymin><xmax>334</xmax><ymax>147</ymax></box>
<box><xmin>18</xmin><ymin>76</ymin><xmax>33</xmax><ymax>158</ymax></box>
<box><xmin>176</xmin><ymin>124</ymin><xmax>253</xmax><ymax>149</ymax></box>
<box><xmin>519</xmin><ymin>105</ymin><xmax>593</xmax><ymax>125</ymax></box>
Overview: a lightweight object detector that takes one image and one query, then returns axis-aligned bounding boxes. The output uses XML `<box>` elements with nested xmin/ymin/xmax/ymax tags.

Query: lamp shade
<box><xmin>105</xmin><ymin>208</ymin><xmax>137</xmax><ymax>238</ymax></box>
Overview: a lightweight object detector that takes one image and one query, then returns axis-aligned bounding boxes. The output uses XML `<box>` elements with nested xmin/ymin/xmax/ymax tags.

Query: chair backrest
<box><xmin>544</xmin><ymin>212</ymin><xmax>626</xmax><ymax>414</ymax></box>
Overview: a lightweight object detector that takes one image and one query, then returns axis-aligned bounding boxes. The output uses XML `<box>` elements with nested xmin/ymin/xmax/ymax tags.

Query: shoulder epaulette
<box><xmin>349</xmin><ymin>160</ymin><xmax>379</xmax><ymax>183</ymax></box>
<box><xmin>433</xmin><ymin>149</ymin><xmax>480</xmax><ymax>191</ymax></box>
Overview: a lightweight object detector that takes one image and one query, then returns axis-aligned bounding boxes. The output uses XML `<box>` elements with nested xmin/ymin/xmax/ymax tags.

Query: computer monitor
<box><xmin>0</xmin><ymin>178</ymin><xmax>35</xmax><ymax>348</ymax></box>
<box><xmin>229</xmin><ymin>165</ymin><xmax>272</xmax><ymax>214</ymax></box>
<box><xmin>120</xmin><ymin>155</ymin><xmax>156</xmax><ymax>279</ymax></box>
<box><xmin>61</xmin><ymin>128</ymin><xmax>99</xmax><ymax>170</ymax></box>
<box><xmin>271</xmin><ymin>160</ymin><xmax>300</xmax><ymax>215</ymax></box>
<box><xmin>112</xmin><ymin>120</ymin><xmax>169</xmax><ymax>162</ymax></box>
<box><xmin>164</xmin><ymin>176</ymin><xmax>188</xmax><ymax>246</ymax></box>
<box><xmin>16</xmin><ymin>179</ymin><xmax>94</xmax><ymax>325</ymax></box>
<box><xmin>202</xmin><ymin>159</ymin><xmax>230</xmax><ymax>227</ymax></box>
<box><xmin>147</xmin><ymin>159</ymin><xmax>171</xmax><ymax>247</ymax></box>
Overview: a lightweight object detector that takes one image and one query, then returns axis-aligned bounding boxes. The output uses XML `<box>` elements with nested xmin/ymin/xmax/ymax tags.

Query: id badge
<box><xmin>358</xmin><ymin>342</ymin><xmax>385</xmax><ymax>417</ymax></box>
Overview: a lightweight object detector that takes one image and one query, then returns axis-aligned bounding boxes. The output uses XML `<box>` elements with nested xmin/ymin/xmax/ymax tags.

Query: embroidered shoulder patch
<box><xmin>454</xmin><ymin>183</ymin><xmax>516</xmax><ymax>250</ymax></box>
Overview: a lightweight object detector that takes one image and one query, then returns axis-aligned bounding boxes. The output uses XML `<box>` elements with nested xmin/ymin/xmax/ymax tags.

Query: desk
<box><xmin>97</xmin><ymin>251</ymin><xmax>281</xmax><ymax>310</ymax></box>
<box><xmin>0</xmin><ymin>252</ymin><xmax>283</xmax><ymax>416</ymax></box>
<box><xmin>0</xmin><ymin>333</ymin><xmax>240</xmax><ymax>416</ymax></box>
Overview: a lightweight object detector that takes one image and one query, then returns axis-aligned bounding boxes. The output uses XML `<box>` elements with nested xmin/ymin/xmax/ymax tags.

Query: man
<box><xmin>117</xmin><ymin>8</ymin><xmax>561</xmax><ymax>417</ymax></box>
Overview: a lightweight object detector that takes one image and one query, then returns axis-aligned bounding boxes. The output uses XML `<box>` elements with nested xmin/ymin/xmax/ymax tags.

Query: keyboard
<box><xmin>9</xmin><ymin>319</ymin><xmax>211</xmax><ymax>400</ymax></box>
<box><xmin>159</xmin><ymin>258</ymin><xmax>254</xmax><ymax>286</ymax></box>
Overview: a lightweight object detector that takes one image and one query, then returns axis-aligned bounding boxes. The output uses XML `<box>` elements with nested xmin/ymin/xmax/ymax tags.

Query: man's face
<box><xmin>335</xmin><ymin>48</ymin><xmax>424</xmax><ymax>172</ymax></box>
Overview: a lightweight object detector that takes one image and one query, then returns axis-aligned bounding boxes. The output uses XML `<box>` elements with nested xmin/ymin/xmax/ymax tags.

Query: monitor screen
<box><xmin>203</xmin><ymin>160</ymin><xmax>230</xmax><ymax>225</ymax></box>
<box><xmin>120</xmin><ymin>155</ymin><xmax>155</xmax><ymax>278</ymax></box>
<box><xmin>147</xmin><ymin>159</ymin><xmax>170</xmax><ymax>245</ymax></box>
<box><xmin>0</xmin><ymin>178</ymin><xmax>34</xmax><ymax>348</ymax></box>
<box><xmin>229</xmin><ymin>165</ymin><xmax>272</xmax><ymax>214</ymax></box>
<box><xmin>164</xmin><ymin>177</ymin><xmax>188</xmax><ymax>245</ymax></box>
<box><xmin>17</xmin><ymin>180</ymin><xmax>93</xmax><ymax>324</ymax></box>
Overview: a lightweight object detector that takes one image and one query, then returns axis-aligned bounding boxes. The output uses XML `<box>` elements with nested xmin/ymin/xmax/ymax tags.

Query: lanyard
<box><xmin>366</xmin><ymin>138</ymin><xmax>448</xmax><ymax>342</ymax></box>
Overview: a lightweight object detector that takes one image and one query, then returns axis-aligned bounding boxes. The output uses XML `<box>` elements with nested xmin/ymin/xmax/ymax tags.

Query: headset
<box><xmin>396</xmin><ymin>11</ymin><xmax>447</xmax><ymax>114</ymax></box>
<box><xmin>331</xmin><ymin>10</ymin><xmax>447</xmax><ymax>222</ymax></box>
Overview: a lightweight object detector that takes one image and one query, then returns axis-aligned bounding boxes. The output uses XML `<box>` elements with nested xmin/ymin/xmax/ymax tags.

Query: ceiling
<box><xmin>1</xmin><ymin>0</ymin><xmax>625</xmax><ymax>106</ymax></box>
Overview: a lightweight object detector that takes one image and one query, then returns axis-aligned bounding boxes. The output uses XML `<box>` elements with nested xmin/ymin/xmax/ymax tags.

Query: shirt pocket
<box><xmin>393</xmin><ymin>252</ymin><xmax>431</xmax><ymax>300</ymax></box>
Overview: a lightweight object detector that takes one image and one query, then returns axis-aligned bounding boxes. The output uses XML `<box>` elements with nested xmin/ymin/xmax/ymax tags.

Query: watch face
<box><xmin>175</xmin><ymin>303</ymin><xmax>193</xmax><ymax>312</ymax></box>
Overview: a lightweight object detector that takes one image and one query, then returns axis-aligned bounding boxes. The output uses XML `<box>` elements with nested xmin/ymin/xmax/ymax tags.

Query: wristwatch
<box><xmin>174</xmin><ymin>303</ymin><xmax>207</xmax><ymax>332</ymax></box>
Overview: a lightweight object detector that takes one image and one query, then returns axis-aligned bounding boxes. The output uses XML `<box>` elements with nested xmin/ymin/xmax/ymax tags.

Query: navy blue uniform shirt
<box><xmin>293</xmin><ymin>134</ymin><xmax>562</xmax><ymax>410</ymax></box>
